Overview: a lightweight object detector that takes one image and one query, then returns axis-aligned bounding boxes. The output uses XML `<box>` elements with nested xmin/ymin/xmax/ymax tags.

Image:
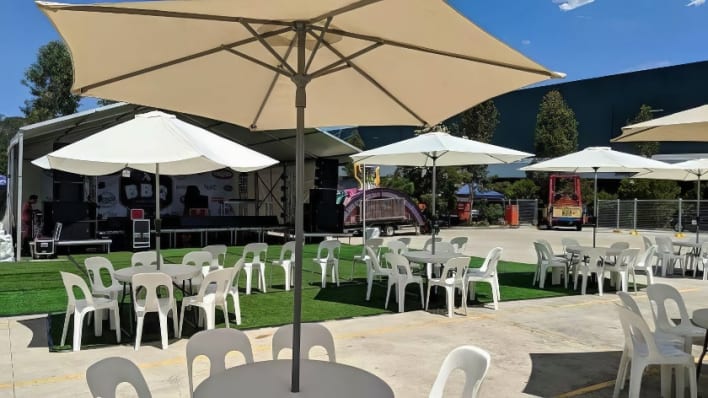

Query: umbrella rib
<box><xmin>309</xmin><ymin>42</ymin><xmax>383</xmax><ymax>79</ymax></box>
<box><xmin>304</xmin><ymin>17</ymin><xmax>333</xmax><ymax>73</ymax></box>
<box><xmin>75</xmin><ymin>27</ymin><xmax>292</xmax><ymax>93</ymax></box>
<box><xmin>251</xmin><ymin>36</ymin><xmax>297</xmax><ymax>130</ymax></box>
<box><xmin>223</xmin><ymin>47</ymin><xmax>292</xmax><ymax>77</ymax></box>
<box><xmin>241</xmin><ymin>22</ymin><xmax>297</xmax><ymax>76</ymax></box>
<box><xmin>310</xmin><ymin>26</ymin><xmax>560</xmax><ymax>78</ymax></box>
<box><xmin>309</xmin><ymin>0</ymin><xmax>385</xmax><ymax>23</ymax></box>
<box><xmin>613</xmin><ymin>126</ymin><xmax>657</xmax><ymax>142</ymax></box>
<box><xmin>311</xmin><ymin>32</ymin><xmax>427</xmax><ymax>126</ymax></box>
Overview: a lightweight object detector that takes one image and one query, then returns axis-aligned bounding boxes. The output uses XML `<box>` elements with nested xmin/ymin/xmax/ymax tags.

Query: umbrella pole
<box><xmin>362</xmin><ymin>164</ymin><xmax>366</xmax><ymax>240</ymax></box>
<box><xmin>431</xmin><ymin>157</ymin><xmax>437</xmax><ymax>254</ymax></box>
<box><xmin>593</xmin><ymin>168</ymin><xmax>598</xmax><ymax>248</ymax></box>
<box><xmin>155</xmin><ymin>165</ymin><xmax>161</xmax><ymax>270</ymax></box>
<box><xmin>697</xmin><ymin>176</ymin><xmax>701</xmax><ymax>243</ymax></box>
<box><xmin>291</xmin><ymin>21</ymin><xmax>307</xmax><ymax>394</ymax></box>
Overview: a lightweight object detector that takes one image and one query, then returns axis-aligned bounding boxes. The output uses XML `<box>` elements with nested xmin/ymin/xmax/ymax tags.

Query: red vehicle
<box><xmin>539</xmin><ymin>174</ymin><xmax>584</xmax><ymax>231</ymax></box>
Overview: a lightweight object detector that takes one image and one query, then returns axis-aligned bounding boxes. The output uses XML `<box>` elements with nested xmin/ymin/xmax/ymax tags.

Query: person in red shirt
<box><xmin>21</xmin><ymin>194</ymin><xmax>38</xmax><ymax>246</ymax></box>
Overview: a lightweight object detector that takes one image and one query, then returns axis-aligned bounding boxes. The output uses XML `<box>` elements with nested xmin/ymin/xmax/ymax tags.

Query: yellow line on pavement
<box><xmin>554</xmin><ymin>380</ymin><xmax>615</xmax><ymax>398</ymax></box>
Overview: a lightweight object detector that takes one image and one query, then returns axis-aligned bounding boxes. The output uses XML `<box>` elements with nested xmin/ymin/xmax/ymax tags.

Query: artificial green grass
<box><xmin>0</xmin><ymin>242</ymin><xmax>616</xmax><ymax>351</ymax></box>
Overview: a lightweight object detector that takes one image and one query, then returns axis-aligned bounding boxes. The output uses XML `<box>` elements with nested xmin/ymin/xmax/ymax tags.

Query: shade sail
<box><xmin>613</xmin><ymin>104</ymin><xmax>708</xmax><ymax>142</ymax></box>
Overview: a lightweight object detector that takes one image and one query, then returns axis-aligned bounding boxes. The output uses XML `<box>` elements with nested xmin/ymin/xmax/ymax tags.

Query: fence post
<box><xmin>533</xmin><ymin>199</ymin><xmax>538</xmax><ymax>226</ymax></box>
<box><xmin>633</xmin><ymin>198</ymin><xmax>638</xmax><ymax>232</ymax></box>
<box><xmin>616</xmin><ymin>199</ymin><xmax>620</xmax><ymax>230</ymax></box>
<box><xmin>678</xmin><ymin>198</ymin><xmax>683</xmax><ymax>232</ymax></box>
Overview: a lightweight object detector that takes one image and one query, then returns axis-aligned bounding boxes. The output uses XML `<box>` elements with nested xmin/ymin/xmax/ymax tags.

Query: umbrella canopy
<box><xmin>632</xmin><ymin>158</ymin><xmax>708</xmax><ymax>241</ymax></box>
<box><xmin>32</xmin><ymin>111</ymin><xmax>279</xmax><ymax>268</ymax></box>
<box><xmin>521</xmin><ymin>147</ymin><xmax>672</xmax><ymax>246</ymax></box>
<box><xmin>352</xmin><ymin>132</ymin><xmax>532</xmax><ymax>251</ymax></box>
<box><xmin>613</xmin><ymin>104</ymin><xmax>708</xmax><ymax>142</ymax></box>
<box><xmin>37</xmin><ymin>0</ymin><xmax>562</xmax><ymax>391</ymax></box>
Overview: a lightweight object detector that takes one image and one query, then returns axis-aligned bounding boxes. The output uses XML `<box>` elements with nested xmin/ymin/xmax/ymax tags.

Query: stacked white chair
<box><xmin>384</xmin><ymin>252</ymin><xmax>424</xmax><ymax>313</ymax></box>
<box><xmin>86</xmin><ymin>357</ymin><xmax>152</xmax><ymax>398</ymax></box>
<box><xmin>465</xmin><ymin>247</ymin><xmax>503</xmax><ymax>310</ymax></box>
<box><xmin>272</xmin><ymin>323</ymin><xmax>336</xmax><ymax>362</ymax></box>
<box><xmin>365</xmin><ymin>246</ymin><xmax>392</xmax><ymax>301</ymax></box>
<box><xmin>84</xmin><ymin>257</ymin><xmax>123</xmax><ymax>329</ymax></box>
<box><xmin>186</xmin><ymin>328</ymin><xmax>254</xmax><ymax>397</ymax></box>
<box><xmin>426</xmin><ymin>256</ymin><xmax>469</xmax><ymax>317</ymax></box>
<box><xmin>226</xmin><ymin>258</ymin><xmax>245</xmax><ymax>325</ymax></box>
<box><xmin>132</xmin><ymin>272</ymin><xmax>178</xmax><ymax>350</ymax></box>
<box><xmin>239</xmin><ymin>242</ymin><xmax>268</xmax><ymax>294</ymax></box>
<box><xmin>182</xmin><ymin>250</ymin><xmax>216</xmax><ymax>292</ymax></box>
<box><xmin>270</xmin><ymin>241</ymin><xmax>295</xmax><ymax>290</ymax></box>
<box><xmin>60</xmin><ymin>272</ymin><xmax>121</xmax><ymax>352</ymax></box>
<box><xmin>179</xmin><ymin>268</ymin><xmax>235</xmax><ymax>337</ymax></box>
<box><xmin>131</xmin><ymin>251</ymin><xmax>163</xmax><ymax>267</ymax></box>
<box><xmin>630</xmin><ymin>245</ymin><xmax>656</xmax><ymax>291</ymax></box>
<box><xmin>312</xmin><ymin>240</ymin><xmax>341</xmax><ymax>288</ymax></box>
<box><xmin>351</xmin><ymin>238</ymin><xmax>383</xmax><ymax>280</ymax></box>
<box><xmin>655</xmin><ymin>236</ymin><xmax>684</xmax><ymax>277</ymax></box>
<box><xmin>532</xmin><ymin>242</ymin><xmax>568</xmax><ymax>289</ymax></box>
<box><xmin>429</xmin><ymin>345</ymin><xmax>491</xmax><ymax>398</ymax></box>
<box><xmin>647</xmin><ymin>283</ymin><xmax>705</xmax><ymax>353</ymax></box>
<box><xmin>574</xmin><ymin>248</ymin><xmax>606</xmax><ymax>295</ymax></box>
<box><xmin>606</xmin><ymin>248</ymin><xmax>639</xmax><ymax>293</ymax></box>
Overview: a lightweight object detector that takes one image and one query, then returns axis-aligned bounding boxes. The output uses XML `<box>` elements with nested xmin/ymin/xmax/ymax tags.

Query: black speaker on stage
<box><xmin>314</xmin><ymin>159</ymin><xmax>338</xmax><ymax>189</ymax></box>
<box><xmin>309</xmin><ymin>188</ymin><xmax>342</xmax><ymax>233</ymax></box>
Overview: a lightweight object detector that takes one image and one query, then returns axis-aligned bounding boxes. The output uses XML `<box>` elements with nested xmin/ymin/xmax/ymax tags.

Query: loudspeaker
<box><xmin>314</xmin><ymin>159</ymin><xmax>338</xmax><ymax>189</ymax></box>
<box><xmin>309</xmin><ymin>189</ymin><xmax>343</xmax><ymax>233</ymax></box>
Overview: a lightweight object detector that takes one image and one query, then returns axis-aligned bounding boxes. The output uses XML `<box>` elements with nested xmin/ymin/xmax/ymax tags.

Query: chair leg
<box><xmin>245</xmin><ymin>266</ymin><xmax>253</xmax><ymax>295</ymax></box>
<box><xmin>597</xmin><ymin>272</ymin><xmax>604</xmax><ymax>296</ymax></box>
<box><xmin>158</xmin><ymin>311</ymin><xmax>169</xmax><ymax>350</ymax></box>
<box><xmin>283</xmin><ymin>265</ymin><xmax>291</xmax><ymax>292</ymax></box>
<box><xmin>539</xmin><ymin>267</ymin><xmax>547</xmax><ymax>289</ymax></box>
<box><xmin>134</xmin><ymin>314</ymin><xmax>145</xmax><ymax>351</ymax></box>
<box><xmin>419</xmin><ymin>282</ymin><xmax>425</xmax><ymax>309</ymax></box>
<box><xmin>73</xmin><ymin>311</ymin><xmax>85</xmax><ymax>352</ymax></box>
<box><xmin>320</xmin><ymin>263</ymin><xmax>327</xmax><ymax>288</ymax></box>
<box><xmin>425</xmin><ymin>284</ymin><xmax>431</xmax><ymax>311</ymax></box>
<box><xmin>612</xmin><ymin>350</ymin><xmax>629</xmax><ymax>398</ymax></box>
<box><xmin>230</xmin><ymin>293</ymin><xmax>242</xmax><ymax>325</ymax></box>
<box><xmin>258</xmin><ymin>264</ymin><xmax>267</xmax><ymax>293</ymax></box>
<box><xmin>397</xmin><ymin>282</ymin><xmax>405</xmax><ymax>313</ymax></box>
<box><xmin>676</xmin><ymin>366</ymin><xmax>686</xmax><ymax>398</ymax></box>
<box><xmin>445</xmin><ymin>286</ymin><xmax>454</xmax><ymax>318</ymax></box>
<box><xmin>491</xmin><ymin>279</ymin><xmax>499</xmax><ymax>311</ymax></box>
<box><xmin>60</xmin><ymin>307</ymin><xmax>72</xmax><ymax>347</ymax></box>
<box><xmin>366</xmin><ymin>273</ymin><xmax>374</xmax><ymax>301</ymax></box>
<box><xmin>660</xmin><ymin>364</ymin><xmax>671</xmax><ymax>398</ymax></box>
<box><xmin>385</xmin><ymin>280</ymin><xmax>393</xmax><ymax>310</ymax></box>
<box><xmin>688</xmin><ymin>363</ymin><xmax>698</xmax><ymax>398</ymax></box>
<box><xmin>333</xmin><ymin>262</ymin><xmax>340</xmax><ymax>287</ymax></box>
<box><xmin>221</xmin><ymin>304</ymin><xmax>230</xmax><ymax>329</ymax></box>
<box><xmin>112</xmin><ymin>304</ymin><xmax>121</xmax><ymax>343</ymax></box>
<box><xmin>628</xmin><ymin>362</ymin><xmax>645</xmax><ymax>398</ymax></box>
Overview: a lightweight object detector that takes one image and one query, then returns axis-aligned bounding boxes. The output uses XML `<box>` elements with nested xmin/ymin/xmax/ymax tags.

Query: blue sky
<box><xmin>1</xmin><ymin>0</ymin><xmax>707</xmax><ymax>117</ymax></box>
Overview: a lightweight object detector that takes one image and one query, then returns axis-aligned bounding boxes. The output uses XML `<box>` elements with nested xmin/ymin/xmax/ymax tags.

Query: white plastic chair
<box><xmin>86</xmin><ymin>357</ymin><xmax>152</xmax><ymax>398</ymax></box>
<box><xmin>226</xmin><ymin>259</ymin><xmax>245</xmax><ymax>325</ymax></box>
<box><xmin>365</xmin><ymin>246</ymin><xmax>392</xmax><ymax>301</ymax></box>
<box><xmin>697</xmin><ymin>241</ymin><xmax>708</xmax><ymax>279</ymax></box>
<box><xmin>186</xmin><ymin>328</ymin><xmax>254</xmax><ymax>397</ymax></box>
<box><xmin>466</xmin><ymin>247</ymin><xmax>503</xmax><ymax>310</ymax></box>
<box><xmin>131</xmin><ymin>272</ymin><xmax>178</xmax><ymax>350</ymax></box>
<box><xmin>312</xmin><ymin>240</ymin><xmax>341</xmax><ymax>288</ymax></box>
<box><xmin>630</xmin><ymin>245</ymin><xmax>655</xmax><ymax>292</ymax></box>
<box><xmin>615</xmin><ymin>305</ymin><xmax>697</xmax><ymax>398</ymax></box>
<box><xmin>179</xmin><ymin>268</ymin><xmax>235</xmax><ymax>337</ymax></box>
<box><xmin>450</xmin><ymin>236</ymin><xmax>469</xmax><ymax>254</ymax></box>
<box><xmin>238</xmin><ymin>242</ymin><xmax>268</xmax><ymax>294</ymax></box>
<box><xmin>272</xmin><ymin>323</ymin><xmax>336</xmax><ymax>362</ymax></box>
<box><xmin>606</xmin><ymin>248</ymin><xmax>639</xmax><ymax>293</ymax></box>
<box><xmin>642</xmin><ymin>235</ymin><xmax>653</xmax><ymax>251</ymax></box>
<box><xmin>386</xmin><ymin>240</ymin><xmax>408</xmax><ymax>256</ymax></box>
<box><xmin>270</xmin><ymin>241</ymin><xmax>295</xmax><ymax>290</ymax></box>
<box><xmin>655</xmin><ymin>236</ymin><xmax>684</xmax><ymax>277</ymax></box>
<box><xmin>60</xmin><ymin>272</ymin><xmax>121</xmax><ymax>351</ymax></box>
<box><xmin>429</xmin><ymin>345</ymin><xmax>491</xmax><ymax>398</ymax></box>
<box><xmin>84</xmin><ymin>257</ymin><xmax>123</xmax><ymax>329</ymax></box>
<box><xmin>202</xmin><ymin>244</ymin><xmax>228</xmax><ymax>267</ymax></box>
<box><xmin>561</xmin><ymin>238</ymin><xmax>581</xmax><ymax>278</ymax></box>
<box><xmin>131</xmin><ymin>251</ymin><xmax>164</xmax><ymax>267</ymax></box>
<box><xmin>647</xmin><ymin>283</ymin><xmax>705</xmax><ymax>353</ymax></box>
<box><xmin>574</xmin><ymin>247</ymin><xmax>606</xmax><ymax>296</ymax></box>
<box><xmin>384</xmin><ymin>252</ymin><xmax>424</xmax><ymax>313</ymax></box>
<box><xmin>426</xmin><ymin>256</ymin><xmax>469</xmax><ymax>317</ymax></box>
<box><xmin>396</xmin><ymin>237</ymin><xmax>412</xmax><ymax>249</ymax></box>
<box><xmin>182</xmin><ymin>250</ymin><xmax>216</xmax><ymax>292</ymax></box>
<box><xmin>533</xmin><ymin>242</ymin><xmax>568</xmax><ymax>289</ymax></box>
<box><xmin>423</xmin><ymin>237</ymin><xmax>443</xmax><ymax>251</ymax></box>
<box><xmin>427</xmin><ymin>241</ymin><xmax>456</xmax><ymax>278</ymax></box>
<box><xmin>351</xmin><ymin>238</ymin><xmax>383</xmax><ymax>280</ymax></box>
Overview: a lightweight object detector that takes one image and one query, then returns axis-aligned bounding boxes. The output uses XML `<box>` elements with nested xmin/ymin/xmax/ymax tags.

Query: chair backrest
<box><xmin>642</xmin><ymin>236</ymin><xmax>653</xmax><ymax>251</ymax></box>
<box><xmin>533</xmin><ymin>241</ymin><xmax>551</xmax><ymax>264</ymax></box>
<box><xmin>617</xmin><ymin>291</ymin><xmax>642</xmax><ymax>315</ymax></box>
<box><xmin>316</xmin><ymin>240</ymin><xmax>340</xmax><ymax>260</ymax></box>
<box><xmin>366</xmin><ymin>246</ymin><xmax>388</xmax><ymax>274</ymax></box>
<box><xmin>60</xmin><ymin>271</ymin><xmax>95</xmax><ymax>307</ymax></box>
<box><xmin>183</xmin><ymin>250</ymin><xmax>216</xmax><ymax>276</ymax></box>
<box><xmin>86</xmin><ymin>357</ymin><xmax>152</xmax><ymax>398</ymax></box>
<box><xmin>476</xmin><ymin>247</ymin><xmax>503</xmax><ymax>277</ymax></box>
<box><xmin>610</xmin><ymin>242</ymin><xmax>630</xmax><ymax>251</ymax></box>
<box><xmin>434</xmin><ymin>241</ymin><xmax>456</xmax><ymax>254</ymax></box>
<box><xmin>84</xmin><ymin>257</ymin><xmax>120</xmax><ymax>291</ymax></box>
<box><xmin>615</xmin><ymin>248</ymin><xmax>639</xmax><ymax>270</ymax></box>
<box><xmin>536</xmin><ymin>239</ymin><xmax>555</xmax><ymax>255</ymax></box>
<box><xmin>654</xmin><ymin>236</ymin><xmax>673</xmax><ymax>253</ymax></box>
<box><xmin>131</xmin><ymin>251</ymin><xmax>163</xmax><ymax>267</ymax></box>
<box><xmin>386</xmin><ymin>240</ymin><xmax>407</xmax><ymax>256</ymax></box>
<box><xmin>278</xmin><ymin>241</ymin><xmax>296</xmax><ymax>263</ymax></box>
<box><xmin>186</xmin><ymin>328</ymin><xmax>254</xmax><ymax>396</ymax></box>
<box><xmin>561</xmin><ymin>238</ymin><xmax>580</xmax><ymax>250</ymax></box>
<box><xmin>635</xmin><ymin>245</ymin><xmax>657</xmax><ymax>270</ymax></box>
<box><xmin>242</xmin><ymin>242</ymin><xmax>268</xmax><ymax>264</ymax></box>
<box><xmin>272</xmin><ymin>323</ymin><xmax>336</xmax><ymax>362</ymax></box>
<box><xmin>202</xmin><ymin>244</ymin><xmax>227</xmax><ymax>266</ymax></box>
<box><xmin>362</xmin><ymin>238</ymin><xmax>384</xmax><ymax>255</ymax></box>
<box><xmin>428</xmin><ymin>345</ymin><xmax>491</xmax><ymax>398</ymax></box>
<box><xmin>384</xmin><ymin>252</ymin><xmax>415</xmax><ymax>278</ymax></box>
<box><xmin>131</xmin><ymin>273</ymin><xmax>174</xmax><ymax>312</ymax></box>
<box><xmin>193</xmin><ymin>268</ymin><xmax>235</xmax><ymax>302</ymax></box>
<box><xmin>423</xmin><ymin>237</ymin><xmax>443</xmax><ymax>251</ymax></box>
<box><xmin>616</xmin><ymin>305</ymin><xmax>660</xmax><ymax>362</ymax></box>
<box><xmin>396</xmin><ymin>237</ymin><xmax>412</xmax><ymax>247</ymax></box>
<box><xmin>646</xmin><ymin>283</ymin><xmax>693</xmax><ymax>334</ymax></box>
<box><xmin>439</xmin><ymin>257</ymin><xmax>470</xmax><ymax>282</ymax></box>
<box><xmin>450</xmin><ymin>237</ymin><xmax>469</xmax><ymax>254</ymax></box>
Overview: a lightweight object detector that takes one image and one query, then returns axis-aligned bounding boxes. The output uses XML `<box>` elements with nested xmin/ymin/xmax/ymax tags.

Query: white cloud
<box><xmin>521</xmin><ymin>39</ymin><xmax>531</xmax><ymax>45</ymax></box>
<box><xmin>687</xmin><ymin>0</ymin><xmax>705</xmax><ymax>6</ymax></box>
<box><xmin>553</xmin><ymin>0</ymin><xmax>595</xmax><ymax>11</ymax></box>
<box><xmin>621</xmin><ymin>60</ymin><xmax>672</xmax><ymax>73</ymax></box>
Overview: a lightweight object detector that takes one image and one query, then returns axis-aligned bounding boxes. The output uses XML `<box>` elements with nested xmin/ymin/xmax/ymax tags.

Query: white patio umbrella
<box><xmin>37</xmin><ymin>0</ymin><xmax>562</xmax><ymax>390</ymax></box>
<box><xmin>632</xmin><ymin>159</ymin><xmax>708</xmax><ymax>242</ymax></box>
<box><xmin>31</xmin><ymin>111</ymin><xmax>279</xmax><ymax>268</ymax></box>
<box><xmin>351</xmin><ymin>131</ymin><xmax>533</xmax><ymax>252</ymax></box>
<box><xmin>521</xmin><ymin>147</ymin><xmax>673</xmax><ymax>247</ymax></box>
<box><xmin>613</xmin><ymin>104</ymin><xmax>708</xmax><ymax>142</ymax></box>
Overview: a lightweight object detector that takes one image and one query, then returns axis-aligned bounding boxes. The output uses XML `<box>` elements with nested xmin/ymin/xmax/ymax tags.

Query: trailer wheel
<box><xmin>576</xmin><ymin>223</ymin><xmax>582</xmax><ymax>231</ymax></box>
<box><xmin>384</xmin><ymin>225</ymin><xmax>395</xmax><ymax>236</ymax></box>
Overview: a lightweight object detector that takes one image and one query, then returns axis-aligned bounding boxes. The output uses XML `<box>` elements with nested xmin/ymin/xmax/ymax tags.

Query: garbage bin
<box><xmin>505</xmin><ymin>205</ymin><xmax>519</xmax><ymax>227</ymax></box>
<box><xmin>457</xmin><ymin>202</ymin><xmax>471</xmax><ymax>222</ymax></box>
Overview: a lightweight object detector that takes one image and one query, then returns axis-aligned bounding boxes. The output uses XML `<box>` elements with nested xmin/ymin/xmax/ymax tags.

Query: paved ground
<box><xmin>1</xmin><ymin>226</ymin><xmax>707</xmax><ymax>397</ymax></box>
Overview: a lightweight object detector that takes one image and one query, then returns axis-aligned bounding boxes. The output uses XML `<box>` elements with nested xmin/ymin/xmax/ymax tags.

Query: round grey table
<box><xmin>193</xmin><ymin>359</ymin><xmax>394</xmax><ymax>398</ymax></box>
<box><xmin>403</xmin><ymin>250</ymin><xmax>459</xmax><ymax>278</ymax></box>
<box><xmin>692</xmin><ymin>309</ymin><xmax>708</xmax><ymax>378</ymax></box>
<box><xmin>113</xmin><ymin>264</ymin><xmax>201</xmax><ymax>284</ymax></box>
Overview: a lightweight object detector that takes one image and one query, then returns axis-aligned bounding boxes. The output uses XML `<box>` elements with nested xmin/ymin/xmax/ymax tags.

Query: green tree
<box><xmin>0</xmin><ymin>116</ymin><xmax>25</xmax><ymax>174</ymax></box>
<box><xmin>628</xmin><ymin>104</ymin><xmax>659</xmax><ymax>157</ymax></box>
<box><xmin>449</xmin><ymin>100</ymin><xmax>500</xmax><ymax>184</ymax></box>
<box><xmin>506</xmin><ymin>179</ymin><xmax>541</xmax><ymax>199</ymax></box>
<box><xmin>21</xmin><ymin>41</ymin><xmax>81</xmax><ymax>124</ymax></box>
<box><xmin>617</xmin><ymin>179</ymin><xmax>680</xmax><ymax>200</ymax></box>
<box><xmin>533</xmin><ymin>90</ymin><xmax>578</xmax><ymax>158</ymax></box>
<box><xmin>343</xmin><ymin>129</ymin><xmax>365</xmax><ymax>177</ymax></box>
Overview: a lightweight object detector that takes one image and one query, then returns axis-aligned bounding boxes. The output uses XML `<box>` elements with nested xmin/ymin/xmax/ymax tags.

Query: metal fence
<box><xmin>514</xmin><ymin>199</ymin><xmax>538</xmax><ymax>226</ymax></box>
<box><xmin>596</xmin><ymin>199</ymin><xmax>706</xmax><ymax>231</ymax></box>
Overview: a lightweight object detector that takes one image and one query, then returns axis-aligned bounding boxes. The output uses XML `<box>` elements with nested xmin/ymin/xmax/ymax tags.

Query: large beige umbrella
<box><xmin>37</xmin><ymin>0</ymin><xmax>562</xmax><ymax>390</ymax></box>
<box><xmin>613</xmin><ymin>104</ymin><xmax>708</xmax><ymax>142</ymax></box>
